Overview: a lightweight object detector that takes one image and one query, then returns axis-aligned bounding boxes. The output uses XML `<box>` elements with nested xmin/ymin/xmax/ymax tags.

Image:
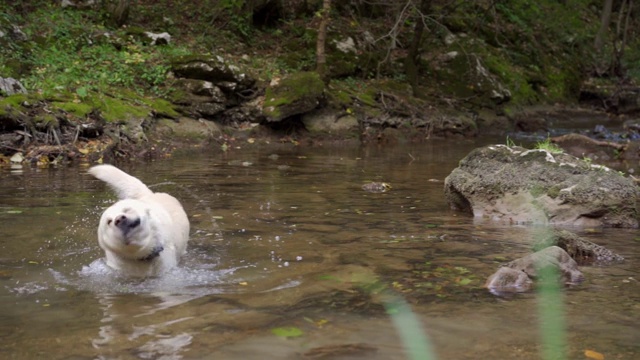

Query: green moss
<box><xmin>483</xmin><ymin>53</ymin><xmax>538</xmax><ymax>105</ymax></box>
<box><xmin>33</xmin><ymin>114</ymin><xmax>58</xmax><ymax>129</ymax></box>
<box><xmin>325</xmin><ymin>88</ymin><xmax>352</xmax><ymax>108</ymax></box>
<box><xmin>530</xmin><ymin>184</ymin><xmax>547</xmax><ymax>198</ymax></box>
<box><xmin>376</xmin><ymin>79</ymin><xmax>412</xmax><ymax>95</ymax></box>
<box><xmin>0</xmin><ymin>94</ymin><xmax>29</xmax><ymax>116</ymax></box>
<box><xmin>545</xmin><ymin>65</ymin><xmax>582</xmax><ymax>102</ymax></box>
<box><xmin>91</xmin><ymin>96</ymin><xmax>150</xmax><ymax>123</ymax></box>
<box><xmin>263</xmin><ymin>71</ymin><xmax>324</xmax><ymax>119</ymax></box>
<box><xmin>140</xmin><ymin>97</ymin><xmax>180</xmax><ymax>118</ymax></box>
<box><xmin>358</xmin><ymin>88</ymin><xmax>378</xmax><ymax>107</ymax></box>
<box><xmin>0</xmin><ymin>94</ymin><xmax>28</xmax><ymax>107</ymax></box>
<box><xmin>264</xmin><ymin>72</ymin><xmax>324</xmax><ymax>106</ymax></box>
<box><xmin>547</xmin><ymin>186</ymin><xmax>561</xmax><ymax>199</ymax></box>
<box><xmin>52</xmin><ymin>101</ymin><xmax>94</xmax><ymax>117</ymax></box>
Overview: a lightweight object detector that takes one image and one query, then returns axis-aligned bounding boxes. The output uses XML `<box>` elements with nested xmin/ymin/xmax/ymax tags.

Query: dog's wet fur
<box><xmin>89</xmin><ymin>165</ymin><xmax>190</xmax><ymax>277</ymax></box>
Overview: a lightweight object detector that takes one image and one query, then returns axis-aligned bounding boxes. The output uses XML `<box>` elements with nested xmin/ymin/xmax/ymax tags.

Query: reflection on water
<box><xmin>0</xmin><ymin>141</ymin><xmax>638</xmax><ymax>359</ymax></box>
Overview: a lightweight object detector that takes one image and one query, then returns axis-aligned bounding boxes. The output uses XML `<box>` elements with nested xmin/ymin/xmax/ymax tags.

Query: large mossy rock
<box><xmin>444</xmin><ymin>144</ymin><xmax>640</xmax><ymax>227</ymax></box>
<box><xmin>263</xmin><ymin>71</ymin><xmax>324</xmax><ymax>122</ymax></box>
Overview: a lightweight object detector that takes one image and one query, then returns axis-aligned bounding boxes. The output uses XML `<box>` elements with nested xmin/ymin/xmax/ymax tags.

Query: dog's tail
<box><xmin>89</xmin><ymin>164</ymin><xmax>153</xmax><ymax>200</ymax></box>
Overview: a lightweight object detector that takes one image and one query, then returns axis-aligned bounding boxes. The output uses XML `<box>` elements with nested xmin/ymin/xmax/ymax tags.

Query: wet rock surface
<box><xmin>485</xmin><ymin>246</ymin><xmax>584</xmax><ymax>294</ymax></box>
<box><xmin>444</xmin><ymin>144</ymin><xmax>640</xmax><ymax>227</ymax></box>
<box><xmin>534</xmin><ymin>229</ymin><xmax>625</xmax><ymax>265</ymax></box>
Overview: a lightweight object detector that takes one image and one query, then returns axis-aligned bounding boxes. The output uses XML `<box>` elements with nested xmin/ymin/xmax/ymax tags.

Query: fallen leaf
<box><xmin>584</xmin><ymin>349</ymin><xmax>604</xmax><ymax>360</ymax></box>
<box><xmin>271</xmin><ymin>326</ymin><xmax>303</xmax><ymax>338</ymax></box>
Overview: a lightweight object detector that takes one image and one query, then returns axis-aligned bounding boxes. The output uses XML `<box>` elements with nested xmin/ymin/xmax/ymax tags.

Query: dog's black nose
<box><xmin>114</xmin><ymin>215</ymin><xmax>140</xmax><ymax>230</ymax></box>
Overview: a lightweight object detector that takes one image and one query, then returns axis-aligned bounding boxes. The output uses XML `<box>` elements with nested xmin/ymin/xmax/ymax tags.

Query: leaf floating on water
<box><xmin>271</xmin><ymin>326</ymin><xmax>304</xmax><ymax>338</ymax></box>
<box><xmin>457</xmin><ymin>278</ymin><xmax>473</xmax><ymax>286</ymax></box>
<box><xmin>6</xmin><ymin>210</ymin><xmax>22</xmax><ymax>214</ymax></box>
<box><xmin>584</xmin><ymin>349</ymin><xmax>605</xmax><ymax>360</ymax></box>
<box><xmin>425</xmin><ymin>224</ymin><xmax>439</xmax><ymax>228</ymax></box>
<box><xmin>238</xmin><ymin>281</ymin><xmax>248</xmax><ymax>286</ymax></box>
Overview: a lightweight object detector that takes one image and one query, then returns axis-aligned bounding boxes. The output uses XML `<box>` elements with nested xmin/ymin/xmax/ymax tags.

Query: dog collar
<box><xmin>138</xmin><ymin>245</ymin><xmax>164</xmax><ymax>262</ymax></box>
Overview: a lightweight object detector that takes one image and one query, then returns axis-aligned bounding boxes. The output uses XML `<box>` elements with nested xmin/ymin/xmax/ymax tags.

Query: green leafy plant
<box><xmin>535</xmin><ymin>136</ymin><xmax>563</xmax><ymax>154</ymax></box>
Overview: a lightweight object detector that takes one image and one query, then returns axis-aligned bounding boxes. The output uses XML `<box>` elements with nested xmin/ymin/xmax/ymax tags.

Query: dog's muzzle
<box><xmin>114</xmin><ymin>214</ymin><xmax>141</xmax><ymax>235</ymax></box>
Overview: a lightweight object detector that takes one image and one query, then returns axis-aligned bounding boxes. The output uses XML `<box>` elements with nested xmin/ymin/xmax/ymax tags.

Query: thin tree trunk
<box><xmin>611</xmin><ymin>0</ymin><xmax>628</xmax><ymax>75</ymax></box>
<box><xmin>594</xmin><ymin>0</ymin><xmax>614</xmax><ymax>52</ymax></box>
<box><xmin>316</xmin><ymin>0</ymin><xmax>331</xmax><ymax>80</ymax></box>
<box><xmin>406</xmin><ymin>0</ymin><xmax>432</xmax><ymax>97</ymax></box>
<box><xmin>621</xmin><ymin>0</ymin><xmax>634</xmax><ymax>57</ymax></box>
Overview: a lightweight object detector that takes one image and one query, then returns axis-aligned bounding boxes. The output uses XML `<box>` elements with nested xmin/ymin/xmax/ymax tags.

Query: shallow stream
<box><xmin>0</xmin><ymin>139</ymin><xmax>638</xmax><ymax>359</ymax></box>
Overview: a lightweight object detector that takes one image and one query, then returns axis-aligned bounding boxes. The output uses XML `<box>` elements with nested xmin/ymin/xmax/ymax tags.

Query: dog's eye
<box><xmin>107</xmin><ymin>219</ymin><xmax>112</xmax><ymax>225</ymax></box>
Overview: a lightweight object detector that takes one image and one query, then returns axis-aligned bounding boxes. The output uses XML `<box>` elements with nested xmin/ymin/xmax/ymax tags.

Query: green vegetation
<box><xmin>0</xmin><ymin>2</ymin><xmax>190</xmax><ymax>100</ymax></box>
<box><xmin>0</xmin><ymin>0</ymin><xmax>637</xmax><ymax>129</ymax></box>
<box><xmin>263</xmin><ymin>71</ymin><xmax>324</xmax><ymax>119</ymax></box>
<box><xmin>534</xmin><ymin>137</ymin><xmax>564</xmax><ymax>154</ymax></box>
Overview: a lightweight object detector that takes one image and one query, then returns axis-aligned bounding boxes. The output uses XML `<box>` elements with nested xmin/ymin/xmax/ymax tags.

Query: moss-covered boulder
<box><xmin>445</xmin><ymin>144</ymin><xmax>640</xmax><ymax>228</ymax></box>
<box><xmin>263</xmin><ymin>71</ymin><xmax>324</xmax><ymax>122</ymax></box>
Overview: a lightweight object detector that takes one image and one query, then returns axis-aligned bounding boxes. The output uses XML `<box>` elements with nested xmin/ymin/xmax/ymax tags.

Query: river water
<box><xmin>0</xmin><ymin>139</ymin><xmax>638</xmax><ymax>360</ymax></box>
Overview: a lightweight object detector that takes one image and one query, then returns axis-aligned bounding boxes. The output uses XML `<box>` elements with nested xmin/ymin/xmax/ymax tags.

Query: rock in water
<box><xmin>444</xmin><ymin>144</ymin><xmax>640</xmax><ymax>227</ymax></box>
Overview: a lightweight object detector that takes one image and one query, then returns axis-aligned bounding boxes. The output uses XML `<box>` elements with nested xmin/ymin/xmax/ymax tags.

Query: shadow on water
<box><xmin>0</xmin><ymin>140</ymin><xmax>638</xmax><ymax>359</ymax></box>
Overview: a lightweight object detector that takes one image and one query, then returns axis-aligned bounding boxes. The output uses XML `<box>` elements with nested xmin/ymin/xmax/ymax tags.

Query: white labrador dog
<box><xmin>89</xmin><ymin>164</ymin><xmax>190</xmax><ymax>277</ymax></box>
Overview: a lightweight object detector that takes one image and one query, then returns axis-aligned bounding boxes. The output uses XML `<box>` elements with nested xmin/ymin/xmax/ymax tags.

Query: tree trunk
<box><xmin>316</xmin><ymin>0</ymin><xmax>331</xmax><ymax>80</ymax></box>
<box><xmin>405</xmin><ymin>0</ymin><xmax>431</xmax><ymax>97</ymax></box>
<box><xmin>594</xmin><ymin>0</ymin><xmax>614</xmax><ymax>52</ymax></box>
<box><xmin>103</xmin><ymin>0</ymin><xmax>131</xmax><ymax>28</ymax></box>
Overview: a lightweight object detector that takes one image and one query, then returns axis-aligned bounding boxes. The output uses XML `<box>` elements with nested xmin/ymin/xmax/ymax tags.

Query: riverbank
<box><xmin>1</xmin><ymin>1</ymin><xmax>638</xmax><ymax>165</ymax></box>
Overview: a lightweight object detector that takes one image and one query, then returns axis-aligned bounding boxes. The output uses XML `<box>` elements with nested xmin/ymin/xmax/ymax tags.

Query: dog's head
<box><xmin>98</xmin><ymin>199</ymin><xmax>154</xmax><ymax>258</ymax></box>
